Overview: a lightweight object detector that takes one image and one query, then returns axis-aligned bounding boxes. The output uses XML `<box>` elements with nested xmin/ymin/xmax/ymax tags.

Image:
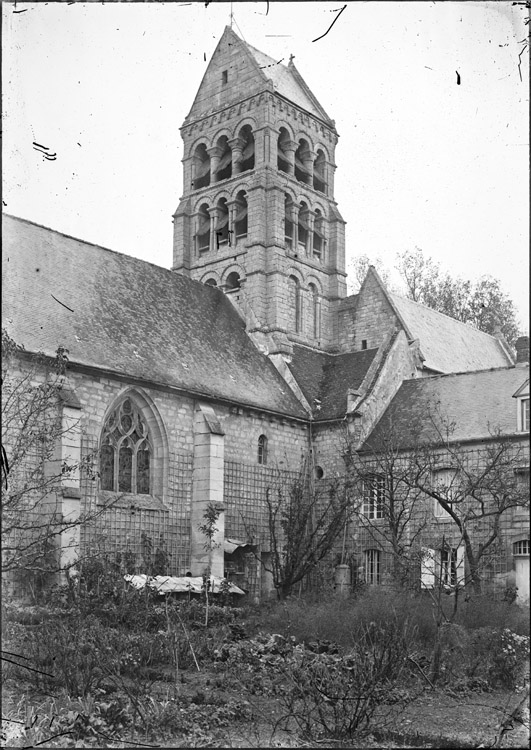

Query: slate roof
<box><xmin>2</xmin><ymin>214</ymin><xmax>307</xmax><ymax>419</ymax></box>
<box><xmin>361</xmin><ymin>366</ymin><xmax>529</xmax><ymax>451</ymax></box>
<box><xmin>289</xmin><ymin>344</ymin><xmax>378</xmax><ymax>421</ymax></box>
<box><xmin>185</xmin><ymin>27</ymin><xmax>333</xmax><ymax>126</ymax></box>
<box><xmin>388</xmin><ymin>292</ymin><xmax>512</xmax><ymax>374</ymax></box>
<box><xmin>245</xmin><ymin>42</ymin><xmax>332</xmax><ymax>123</ymax></box>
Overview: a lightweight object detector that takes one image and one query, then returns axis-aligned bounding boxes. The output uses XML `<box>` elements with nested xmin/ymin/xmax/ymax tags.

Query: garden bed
<box><xmin>2</xmin><ymin>587</ymin><xmax>529</xmax><ymax>748</ymax></box>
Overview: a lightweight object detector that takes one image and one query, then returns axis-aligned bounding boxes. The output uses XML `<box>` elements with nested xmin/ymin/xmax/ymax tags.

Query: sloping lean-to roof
<box><xmin>2</xmin><ymin>214</ymin><xmax>307</xmax><ymax>419</ymax></box>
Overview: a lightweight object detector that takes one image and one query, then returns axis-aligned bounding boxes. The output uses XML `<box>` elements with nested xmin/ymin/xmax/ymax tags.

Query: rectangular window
<box><xmin>520</xmin><ymin>398</ymin><xmax>529</xmax><ymax>432</ymax></box>
<box><xmin>421</xmin><ymin>547</ymin><xmax>436</xmax><ymax>589</ymax></box>
<box><xmin>432</xmin><ymin>468</ymin><xmax>456</xmax><ymax>520</ymax></box>
<box><xmin>222</xmin><ymin>70</ymin><xmax>228</xmax><ymax>85</ymax></box>
<box><xmin>513</xmin><ymin>540</ymin><xmax>530</xmax><ymax>556</ymax></box>
<box><xmin>421</xmin><ymin>546</ymin><xmax>464</xmax><ymax>588</ymax></box>
<box><xmin>440</xmin><ymin>547</ymin><xmax>457</xmax><ymax>587</ymax></box>
<box><xmin>516</xmin><ymin>467</ymin><xmax>529</xmax><ymax>488</ymax></box>
<box><xmin>365</xmin><ymin>549</ymin><xmax>381</xmax><ymax>585</ymax></box>
<box><xmin>363</xmin><ymin>474</ymin><xmax>385</xmax><ymax>519</ymax></box>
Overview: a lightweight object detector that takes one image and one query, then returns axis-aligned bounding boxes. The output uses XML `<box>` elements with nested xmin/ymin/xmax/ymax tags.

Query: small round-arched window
<box><xmin>257</xmin><ymin>435</ymin><xmax>268</xmax><ymax>465</ymax></box>
<box><xmin>205</xmin><ymin>278</ymin><xmax>217</xmax><ymax>287</ymax></box>
<box><xmin>100</xmin><ymin>398</ymin><xmax>151</xmax><ymax>494</ymax></box>
<box><xmin>315</xmin><ymin>465</ymin><xmax>324</xmax><ymax>480</ymax></box>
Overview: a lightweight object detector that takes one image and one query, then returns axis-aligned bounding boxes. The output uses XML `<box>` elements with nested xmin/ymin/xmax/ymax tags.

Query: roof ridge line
<box><xmin>389</xmin><ymin>290</ymin><xmax>510</xmax><ymax>342</ymax></box>
<box><xmin>402</xmin><ymin>363</ymin><xmax>521</xmax><ymax>383</ymax></box>
<box><xmin>1</xmin><ymin>213</ymin><xmax>213</xmax><ymax>291</ymax></box>
<box><xmin>293</xmin><ymin>342</ymin><xmax>378</xmax><ymax>358</ymax></box>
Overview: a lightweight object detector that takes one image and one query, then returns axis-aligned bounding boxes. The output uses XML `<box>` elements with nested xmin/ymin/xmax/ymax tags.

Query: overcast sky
<box><xmin>3</xmin><ymin>1</ymin><xmax>529</xmax><ymax>328</ymax></box>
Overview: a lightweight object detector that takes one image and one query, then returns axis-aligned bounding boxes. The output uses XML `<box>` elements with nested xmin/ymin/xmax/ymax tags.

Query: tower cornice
<box><xmin>182</xmin><ymin>90</ymin><xmax>338</xmax><ymax>142</ymax></box>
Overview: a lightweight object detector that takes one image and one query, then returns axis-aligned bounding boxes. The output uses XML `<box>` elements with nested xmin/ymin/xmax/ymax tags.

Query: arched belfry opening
<box><xmin>196</xmin><ymin>203</ymin><xmax>211</xmax><ymax>254</ymax></box>
<box><xmin>278</xmin><ymin>128</ymin><xmax>292</xmax><ymax>174</ymax></box>
<box><xmin>225</xmin><ymin>271</ymin><xmax>241</xmax><ymax>291</ymax></box>
<box><xmin>215</xmin><ymin>198</ymin><xmax>230</xmax><ymax>248</ymax></box>
<box><xmin>234</xmin><ymin>190</ymin><xmax>248</xmax><ymax>240</ymax></box>
<box><xmin>313</xmin><ymin>150</ymin><xmax>327</xmax><ymax>194</ymax></box>
<box><xmin>215</xmin><ymin>136</ymin><xmax>232</xmax><ymax>182</ymax></box>
<box><xmin>294</xmin><ymin>139</ymin><xmax>312</xmax><ymax>186</ymax></box>
<box><xmin>192</xmin><ymin>143</ymin><xmax>210</xmax><ymax>190</ymax></box>
<box><xmin>238</xmin><ymin>125</ymin><xmax>255</xmax><ymax>173</ymax></box>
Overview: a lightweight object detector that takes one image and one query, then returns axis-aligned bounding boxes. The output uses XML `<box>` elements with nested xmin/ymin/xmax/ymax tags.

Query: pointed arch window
<box><xmin>257</xmin><ymin>435</ymin><xmax>268</xmax><ymax>465</ymax></box>
<box><xmin>100</xmin><ymin>398</ymin><xmax>152</xmax><ymax>495</ymax></box>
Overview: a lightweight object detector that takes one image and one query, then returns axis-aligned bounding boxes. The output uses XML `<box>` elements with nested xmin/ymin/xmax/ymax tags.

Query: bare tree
<box><xmin>408</xmin><ymin>415</ymin><xmax>529</xmax><ymax>594</ymax></box>
<box><xmin>350</xmin><ymin>402</ymin><xmax>529</xmax><ymax>595</ymax></box>
<box><xmin>342</xmin><ymin>413</ymin><xmax>429</xmax><ymax>588</ymax></box>
<box><xmin>1</xmin><ymin>329</ymin><xmax>102</xmax><ymax>593</ymax></box>
<box><xmin>245</xmin><ymin>459</ymin><xmax>353</xmax><ymax>600</ymax></box>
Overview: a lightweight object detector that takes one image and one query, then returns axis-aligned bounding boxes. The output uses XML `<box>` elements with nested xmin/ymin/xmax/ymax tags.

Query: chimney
<box><xmin>515</xmin><ymin>336</ymin><xmax>529</xmax><ymax>364</ymax></box>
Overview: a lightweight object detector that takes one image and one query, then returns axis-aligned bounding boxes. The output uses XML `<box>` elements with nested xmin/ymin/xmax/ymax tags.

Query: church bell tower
<box><xmin>172</xmin><ymin>26</ymin><xmax>347</xmax><ymax>353</ymax></box>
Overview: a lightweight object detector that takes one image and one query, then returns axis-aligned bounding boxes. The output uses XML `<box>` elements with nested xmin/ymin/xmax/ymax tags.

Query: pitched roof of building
<box><xmin>388</xmin><ymin>292</ymin><xmax>512</xmax><ymax>373</ymax></box>
<box><xmin>185</xmin><ymin>27</ymin><xmax>333</xmax><ymax>125</ymax></box>
<box><xmin>245</xmin><ymin>42</ymin><xmax>332</xmax><ymax>123</ymax></box>
<box><xmin>361</xmin><ymin>365</ymin><xmax>529</xmax><ymax>451</ymax></box>
<box><xmin>2</xmin><ymin>214</ymin><xmax>307</xmax><ymax>419</ymax></box>
<box><xmin>289</xmin><ymin>344</ymin><xmax>378</xmax><ymax>421</ymax></box>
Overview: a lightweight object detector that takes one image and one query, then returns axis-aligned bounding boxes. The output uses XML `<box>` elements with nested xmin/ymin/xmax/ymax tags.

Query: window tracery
<box><xmin>100</xmin><ymin>398</ymin><xmax>151</xmax><ymax>495</ymax></box>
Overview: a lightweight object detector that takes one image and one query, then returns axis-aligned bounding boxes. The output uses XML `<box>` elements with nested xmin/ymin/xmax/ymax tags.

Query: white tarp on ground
<box><xmin>124</xmin><ymin>574</ymin><xmax>245</xmax><ymax>595</ymax></box>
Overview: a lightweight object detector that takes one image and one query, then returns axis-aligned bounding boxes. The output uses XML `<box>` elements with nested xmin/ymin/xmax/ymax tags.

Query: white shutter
<box><xmin>421</xmin><ymin>547</ymin><xmax>436</xmax><ymax>589</ymax></box>
<box><xmin>455</xmin><ymin>545</ymin><xmax>465</xmax><ymax>588</ymax></box>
